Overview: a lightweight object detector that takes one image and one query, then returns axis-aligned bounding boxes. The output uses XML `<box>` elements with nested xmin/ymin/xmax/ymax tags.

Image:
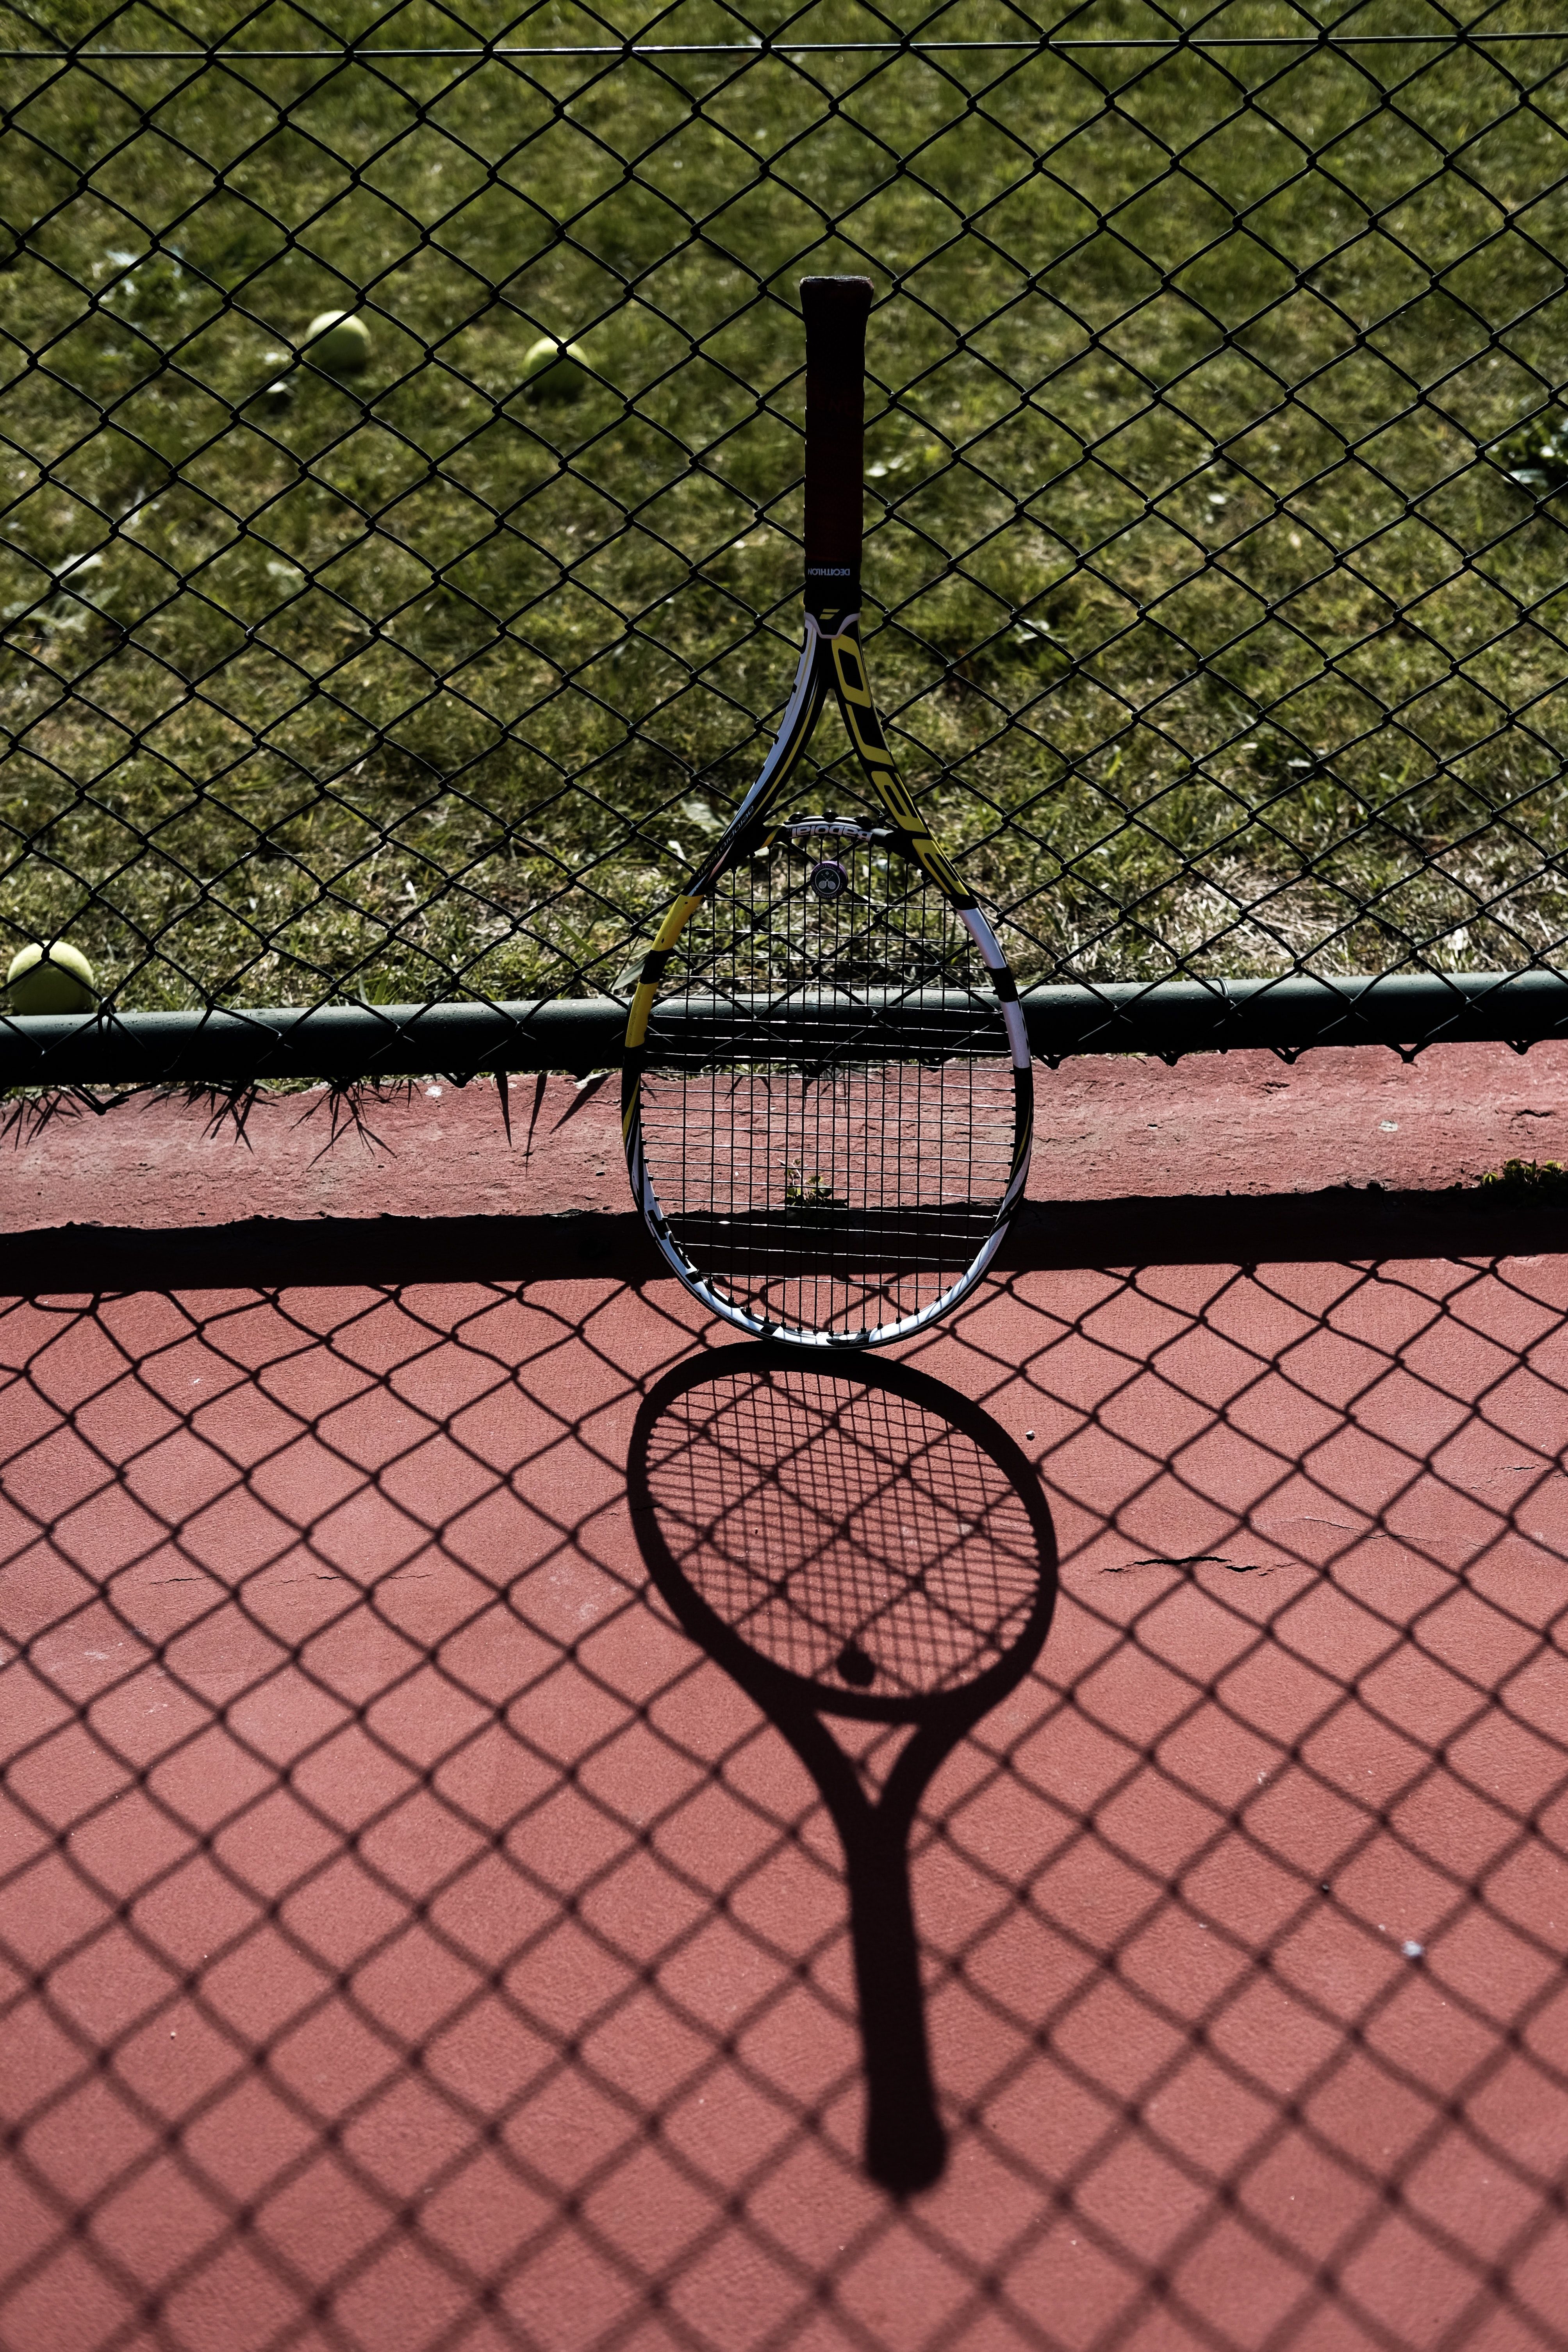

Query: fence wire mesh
<box><xmin>5</xmin><ymin>1258</ymin><xmax>1568</xmax><ymax>2351</ymax></box>
<box><xmin>5</xmin><ymin>1</ymin><xmax>1568</xmax><ymax>1069</ymax></box>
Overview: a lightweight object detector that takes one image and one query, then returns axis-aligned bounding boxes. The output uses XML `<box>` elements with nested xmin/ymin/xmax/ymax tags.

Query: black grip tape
<box><xmin>801</xmin><ymin>276</ymin><xmax>873</xmax><ymax>608</ymax></box>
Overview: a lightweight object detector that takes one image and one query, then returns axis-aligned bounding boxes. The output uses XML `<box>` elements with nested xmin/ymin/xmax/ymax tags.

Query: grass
<box><xmin>4</xmin><ymin>0</ymin><xmax>1568</xmax><ymax>1024</ymax></box>
<box><xmin>1477</xmin><ymin>1153</ymin><xmax>1568</xmax><ymax>1195</ymax></box>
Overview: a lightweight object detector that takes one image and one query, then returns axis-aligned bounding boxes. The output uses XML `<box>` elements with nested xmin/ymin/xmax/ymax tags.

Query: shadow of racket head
<box><xmin>627</xmin><ymin>1342</ymin><xmax>1058</xmax><ymax>2193</ymax></box>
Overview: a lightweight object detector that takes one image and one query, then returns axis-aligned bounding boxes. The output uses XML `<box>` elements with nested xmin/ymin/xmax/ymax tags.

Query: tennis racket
<box><xmin>623</xmin><ymin>276</ymin><xmax>1033</xmax><ymax>1347</ymax></box>
<box><xmin>628</xmin><ymin>1346</ymin><xmax>1058</xmax><ymax>2193</ymax></box>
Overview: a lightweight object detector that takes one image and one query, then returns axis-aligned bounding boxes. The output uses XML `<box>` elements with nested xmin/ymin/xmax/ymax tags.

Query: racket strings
<box><xmin>649</xmin><ymin>1372</ymin><xmax>1040</xmax><ymax>1699</ymax></box>
<box><xmin>639</xmin><ymin>826</ymin><xmax>1019</xmax><ymax>1339</ymax></box>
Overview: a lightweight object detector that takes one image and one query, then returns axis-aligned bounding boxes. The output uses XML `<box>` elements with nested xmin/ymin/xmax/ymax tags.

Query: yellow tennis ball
<box><xmin>303</xmin><ymin>310</ymin><xmax>372</xmax><ymax>376</ymax></box>
<box><xmin>521</xmin><ymin>335</ymin><xmax>589</xmax><ymax>402</ymax></box>
<box><xmin>6</xmin><ymin>941</ymin><xmax>97</xmax><ymax>1015</ymax></box>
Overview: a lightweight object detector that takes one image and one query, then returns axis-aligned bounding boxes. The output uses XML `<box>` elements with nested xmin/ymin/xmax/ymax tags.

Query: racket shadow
<box><xmin>627</xmin><ymin>1342</ymin><xmax>1059</xmax><ymax>2196</ymax></box>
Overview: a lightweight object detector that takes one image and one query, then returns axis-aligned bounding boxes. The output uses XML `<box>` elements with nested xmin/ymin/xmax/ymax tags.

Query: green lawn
<box><xmin>3</xmin><ymin>0</ymin><xmax>1567</xmax><ymax>1016</ymax></box>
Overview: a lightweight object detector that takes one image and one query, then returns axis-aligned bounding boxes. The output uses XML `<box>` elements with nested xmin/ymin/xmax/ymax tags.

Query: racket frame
<box><xmin>622</xmin><ymin>607</ymin><xmax>1033</xmax><ymax>1347</ymax></box>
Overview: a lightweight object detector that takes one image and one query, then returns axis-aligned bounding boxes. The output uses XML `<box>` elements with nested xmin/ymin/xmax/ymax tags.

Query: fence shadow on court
<box><xmin>3</xmin><ymin>1214</ymin><xmax>1568</xmax><ymax>2350</ymax></box>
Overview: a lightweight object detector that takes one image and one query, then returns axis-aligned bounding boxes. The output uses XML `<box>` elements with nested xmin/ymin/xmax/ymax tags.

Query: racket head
<box><xmin>627</xmin><ymin>1345</ymin><xmax>1057</xmax><ymax>1727</ymax></box>
<box><xmin>626</xmin><ymin>806</ymin><xmax>1032</xmax><ymax>1348</ymax></box>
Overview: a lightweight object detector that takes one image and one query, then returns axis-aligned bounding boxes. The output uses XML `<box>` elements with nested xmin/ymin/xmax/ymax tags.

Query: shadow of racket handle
<box><xmin>846</xmin><ymin>1841</ymin><xmax>947</xmax><ymax>2195</ymax></box>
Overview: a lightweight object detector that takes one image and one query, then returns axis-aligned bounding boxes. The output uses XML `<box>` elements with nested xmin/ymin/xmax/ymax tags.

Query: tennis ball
<box><xmin>521</xmin><ymin>336</ymin><xmax>589</xmax><ymax>402</ymax></box>
<box><xmin>6</xmin><ymin>941</ymin><xmax>96</xmax><ymax>1015</ymax></box>
<box><xmin>303</xmin><ymin>310</ymin><xmax>372</xmax><ymax>376</ymax></box>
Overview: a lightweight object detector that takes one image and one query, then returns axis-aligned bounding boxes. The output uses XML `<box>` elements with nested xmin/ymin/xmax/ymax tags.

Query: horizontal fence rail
<box><xmin>5</xmin><ymin>3</ymin><xmax>1568</xmax><ymax>1091</ymax></box>
<box><xmin>7</xmin><ymin>968</ymin><xmax>1568</xmax><ymax>1090</ymax></box>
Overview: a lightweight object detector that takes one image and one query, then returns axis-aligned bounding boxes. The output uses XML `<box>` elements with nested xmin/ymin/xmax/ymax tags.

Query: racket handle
<box><xmin>846</xmin><ymin>1838</ymin><xmax>947</xmax><ymax>2194</ymax></box>
<box><xmin>800</xmin><ymin>275</ymin><xmax>874</xmax><ymax>615</ymax></box>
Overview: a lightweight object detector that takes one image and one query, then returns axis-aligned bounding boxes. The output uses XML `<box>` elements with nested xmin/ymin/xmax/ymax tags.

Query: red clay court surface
<box><xmin>5</xmin><ymin>1042</ymin><xmax>1568</xmax><ymax>2352</ymax></box>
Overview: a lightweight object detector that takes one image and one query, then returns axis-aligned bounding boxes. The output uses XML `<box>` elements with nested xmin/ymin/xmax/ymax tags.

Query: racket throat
<box><xmin>718</xmin><ymin>619</ymin><xmax>835</xmax><ymax>854</ymax></box>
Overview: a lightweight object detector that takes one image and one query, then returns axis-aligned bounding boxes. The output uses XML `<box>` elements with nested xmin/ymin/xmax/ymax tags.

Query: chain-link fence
<box><xmin>5</xmin><ymin>2</ymin><xmax>1568</xmax><ymax>1086</ymax></box>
